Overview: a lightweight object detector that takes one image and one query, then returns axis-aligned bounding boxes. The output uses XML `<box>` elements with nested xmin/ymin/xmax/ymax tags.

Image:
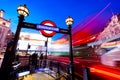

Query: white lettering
<box><xmin>36</xmin><ymin>25</ymin><xmax>59</xmax><ymax>32</ymax></box>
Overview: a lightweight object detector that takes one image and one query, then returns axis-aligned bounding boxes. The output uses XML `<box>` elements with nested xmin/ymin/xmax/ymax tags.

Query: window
<box><xmin>2</xmin><ymin>22</ymin><xmax>6</xmax><ymax>25</ymax></box>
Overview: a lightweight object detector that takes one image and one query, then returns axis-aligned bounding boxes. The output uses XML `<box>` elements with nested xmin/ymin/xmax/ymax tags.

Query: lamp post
<box><xmin>66</xmin><ymin>16</ymin><xmax>74</xmax><ymax>80</ymax></box>
<box><xmin>12</xmin><ymin>4</ymin><xmax>29</xmax><ymax>64</ymax></box>
<box><xmin>15</xmin><ymin>4</ymin><xmax>29</xmax><ymax>50</ymax></box>
<box><xmin>0</xmin><ymin>5</ymin><xmax>29</xmax><ymax>80</ymax></box>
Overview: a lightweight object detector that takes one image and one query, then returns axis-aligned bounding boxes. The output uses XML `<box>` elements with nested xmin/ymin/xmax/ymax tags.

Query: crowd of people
<box><xmin>30</xmin><ymin>51</ymin><xmax>44</xmax><ymax>70</ymax></box>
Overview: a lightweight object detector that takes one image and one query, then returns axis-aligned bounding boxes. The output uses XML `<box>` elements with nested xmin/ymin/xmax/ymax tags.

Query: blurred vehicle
<box><xmin>101</xmin><ymin>47</ymin><xmax>120</xmax><ymax>67</ymax></box>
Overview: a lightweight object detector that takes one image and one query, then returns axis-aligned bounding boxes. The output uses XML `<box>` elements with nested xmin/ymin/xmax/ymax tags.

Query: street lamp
<box><xmin>66</xmin><ymin>16</ymin><xmax>73</xmax><ymax>26</ymax></box>
<box><xmin>17</xmin><ymin>5</ymin><xmax>29</xmax><ymax>17</ymax></box>
<box><xmin>0</xmin><ymin>5</ymin><xmax>29</xmax><ymax>80</ymax></box>
<box><xmin>14</xmin><ymin>4</ymin><xmax>29</xmax><ymax>51</ymax></box>
<box><xmin>16</xmin><ymin>4</ymin><xmax>29</xmax><ymax>42</ymax></box>
<box><xmin>66</xmin><ymin>16</ymin><xmax>74</xmax><ymax>80</ymax></box>
<box><xmin>13</xmin><ymin>4</ymin><xmax>29</xmax><ymax>60</ymax></box>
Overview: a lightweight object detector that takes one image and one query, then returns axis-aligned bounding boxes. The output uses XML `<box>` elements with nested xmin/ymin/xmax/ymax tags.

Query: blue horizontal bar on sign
<box><xmin>36</xmin><ymin>24</ymin><xmax>59</xmax><ymax>32</ymax></box>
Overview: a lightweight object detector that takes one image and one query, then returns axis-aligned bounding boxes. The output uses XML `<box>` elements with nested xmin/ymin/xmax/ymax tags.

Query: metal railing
<box><xmin>15</xmin><ymin>56</ymin><xmax>91</xmax><ymax>80</ymax></box>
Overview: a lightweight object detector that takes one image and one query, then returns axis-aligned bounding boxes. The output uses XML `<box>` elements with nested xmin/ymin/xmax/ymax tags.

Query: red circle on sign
<box><xmin>40</xmin><ymin>20</ymin><xmax>57</xmax><ymax>37</ymax></box>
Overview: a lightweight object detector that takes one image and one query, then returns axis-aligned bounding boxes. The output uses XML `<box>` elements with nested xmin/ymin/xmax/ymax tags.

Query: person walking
<box><xmin>39</xmin><ymin>52</ymin><xmax>44</xmax><ymax>67</ymax></box>
<box><xmin>31</xmin><ymin>51</ymin><xmax>38</xmax><ymax>69</ymax></box>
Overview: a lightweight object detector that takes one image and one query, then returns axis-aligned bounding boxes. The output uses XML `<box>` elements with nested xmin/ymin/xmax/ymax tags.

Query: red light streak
<box><xmin>90</xmin><ymin>66</ymin><xmax>120</xmax><ymax>79</ymax></box>
<box><xmin>72</xmin><ymin>34</ymin><xmax>97</xmax><ymax>46</ymax></box>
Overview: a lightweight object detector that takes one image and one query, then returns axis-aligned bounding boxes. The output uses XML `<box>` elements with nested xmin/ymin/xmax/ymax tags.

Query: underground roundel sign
<box><xmin>40</xmin><ymin>20</ymin><xmax>57</xmax><ymax>37</ymax></box>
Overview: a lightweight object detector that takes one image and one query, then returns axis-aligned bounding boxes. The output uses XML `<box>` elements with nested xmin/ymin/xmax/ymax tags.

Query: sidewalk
<box><xmin>21</xmin><ymin>72</ymin><xmax>55</xmax><ymax>80</ymax></box>
<box><xmin>18</xmin><ymin>68</ymin><xmax>56</xmax><ymax>80</ymax></box>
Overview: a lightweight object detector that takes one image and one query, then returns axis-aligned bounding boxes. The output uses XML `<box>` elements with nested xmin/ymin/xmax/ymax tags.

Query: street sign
<box><xmin>36</xmin><ymin>24</ymin><xmax>59</xmax><ymax>32</ymax></box>
<box><xmin>59</xmin><ymin>28</ymin><xmax>69</xmax><ymax>34</ymax></box>
<box><xmin>22</xmin><ymin>22</ymin><xmax>69</xmax><ymax>34</ymax></box>
<box><xmin>40</xmin><ymin>20</ymin><xmax>57</xmax><ymax>37</ymax></box>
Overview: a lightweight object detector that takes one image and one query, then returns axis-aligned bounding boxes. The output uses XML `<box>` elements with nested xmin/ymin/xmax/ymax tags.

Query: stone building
<box><xmin>0</xmin><ymin>9</ymin><xmax>13</xmax><ymax>52</ymax></box>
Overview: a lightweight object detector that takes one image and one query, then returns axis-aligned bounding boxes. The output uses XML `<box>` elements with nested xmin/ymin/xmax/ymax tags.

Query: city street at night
<box><xmin>0</xmin><ymin>0</ymin><xmax>120</xmax><ymax>80</ymax></box>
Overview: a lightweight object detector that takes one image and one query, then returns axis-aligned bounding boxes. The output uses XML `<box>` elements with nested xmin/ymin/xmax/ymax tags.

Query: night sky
<box><xmin>0</xmin><ymin>0</ymin><xmax>120</xmax><ymax>40</ymax></box>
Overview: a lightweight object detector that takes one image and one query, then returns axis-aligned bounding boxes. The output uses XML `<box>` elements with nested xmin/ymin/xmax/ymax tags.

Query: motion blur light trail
<box><xmin>58</xmin><ymin>2</ymin><xmax>112</xmax><ymax>46</ymax></box>
<box><xmin>90</xmin><ymin>65</ymin><xmax>120</xmax><ymax>79</ymax></box>
<box><xmin>73</xmin><ymin>2</ymin><xmax>111</xmax><ymax>34</ymax></box>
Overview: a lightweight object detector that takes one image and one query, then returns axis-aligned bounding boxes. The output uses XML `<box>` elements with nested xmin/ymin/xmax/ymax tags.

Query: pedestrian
<box><xmin>40</xmin><ymin>52</ymin><xmax>44</xmax><ymax>60</ymax></box>
<box><xmin>39</xmin><ymin>52</ymin><xmax>44</xmax><ymax>67</ymax></box>
<box><xmin>31</xmin><ymin>51</ymin><xmax>38</xmax><ymax>69</ymax></box>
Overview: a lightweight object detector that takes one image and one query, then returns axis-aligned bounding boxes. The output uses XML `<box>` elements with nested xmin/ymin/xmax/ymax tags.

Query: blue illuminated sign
<box><xmin>36</xmin><ymin>24</ymin><xmax>59</xmax><ymax>32</ymax></box>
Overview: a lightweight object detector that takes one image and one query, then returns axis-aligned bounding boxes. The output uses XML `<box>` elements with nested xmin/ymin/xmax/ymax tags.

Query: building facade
<box><xmin>0</xmin><ymin>10</ymin><xmax>13</xmax><ymax>53</ymax></box>
<box><xmin>0</xmin><ymin>9</ymin><xmax>14</xmax><ymax>67</ymax></box>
